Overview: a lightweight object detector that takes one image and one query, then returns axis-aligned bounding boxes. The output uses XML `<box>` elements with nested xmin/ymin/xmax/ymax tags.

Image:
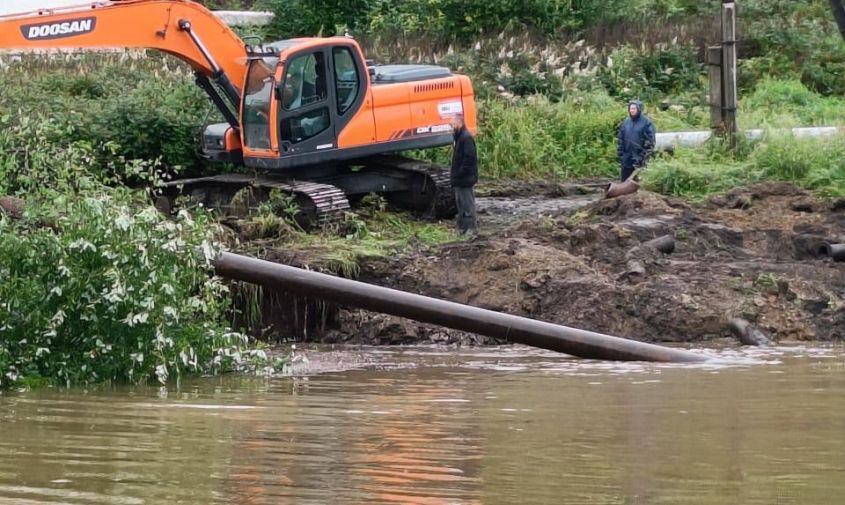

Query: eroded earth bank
<box><xmin>244</xmin><ymin>183</ymin><xmax>845</xmax><ymax>346</ymax></box>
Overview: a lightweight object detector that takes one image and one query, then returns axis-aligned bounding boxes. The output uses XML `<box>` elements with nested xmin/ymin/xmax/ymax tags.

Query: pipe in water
<box><xmin>728</xmin><ymin>318</ymin><xmax>773</xmax><ymax>347</ymax></box>
<box><xmin>213</xmin><ymin>252</ymin><xmax>709</xmax><ymax>363</ymax></box>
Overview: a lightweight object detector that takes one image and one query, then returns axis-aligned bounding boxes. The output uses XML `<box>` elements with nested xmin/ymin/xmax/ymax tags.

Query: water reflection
<box><xmin>0</xmin><ymin>346</ymin><xmax>842</xmax><ymax>504</ymax></box>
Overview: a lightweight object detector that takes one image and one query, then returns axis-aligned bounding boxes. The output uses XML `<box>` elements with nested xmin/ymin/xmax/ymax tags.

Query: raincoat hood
<box><xmin>628</xmin><ymin>100</ymin><xmax>644</xmax><ymax>118</ymax></box>
<box><xmin>628</xmin><ymin>100</ymin><xmax>645</xmax><ymax>117</ymax></box>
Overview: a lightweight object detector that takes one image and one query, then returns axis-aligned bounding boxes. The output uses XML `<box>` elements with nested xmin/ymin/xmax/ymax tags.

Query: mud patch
<box><xmin>348</xmin><ymin>184</ymin><xmax>845</xmax><ymax>344</ymax></box>
<box><xmin>247</xmin><ymin>183</ymin><xmax>845</xmax><ymax>345</ymax></box>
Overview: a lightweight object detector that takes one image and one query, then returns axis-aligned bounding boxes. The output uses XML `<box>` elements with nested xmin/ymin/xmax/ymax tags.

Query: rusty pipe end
<box><xmin>820</xmin><ymin>243</ymin><xmax>845</xmax><ymax>262</ymax></box>
<box><xmin>644</xmin><ymin>234</ymin><xmax>676</xmax><ymax>254</ymax></box>
<box><xmin>728</xmin><ymin>318</ymin><xmax>773</xmax><ymax>347</ymax></box>
<box><xmin>605</xmin><ymin>180</ymin><xmax>641</xmax><ymax>199</ymax></box>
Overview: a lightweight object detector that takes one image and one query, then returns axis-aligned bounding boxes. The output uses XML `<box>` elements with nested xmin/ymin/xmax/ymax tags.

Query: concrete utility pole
<box><xmin>722</xmin><ymin>1</ymin><xmax>738</xmax><ymax>149</ymax></box>
<box><xmin>707</xmin><ymin>1</ymin><xmax>739</xmax><ymax>150</ymax></box>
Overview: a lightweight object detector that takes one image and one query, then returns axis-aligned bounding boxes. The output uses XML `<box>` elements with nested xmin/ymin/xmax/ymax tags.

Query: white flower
<box><xmin>51</xmin><ymin>310</ymin><xmax>66</xmax><ymax>326</ymax></box>
<box><xmin>122</xmin><ymin>312</ymin><xmax>149</xmax><ymax>327</ymax></box>
<box><xmin>68</xmin><ymin>239</ymin><xmax>97</xmax><ymax>252</ymax></box>
<box><xmin>114</xmin><ymin>214</ymin><xmax>133</xmax><ymax>231</ymax></box>
<box><xmin>155</xmin><ymin>364</ymin><xmax>168</xmax><ymax>384</ymax></box>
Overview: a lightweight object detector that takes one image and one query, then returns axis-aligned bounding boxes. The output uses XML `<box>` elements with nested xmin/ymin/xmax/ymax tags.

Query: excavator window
<box><xmin>282</xmin><ymin>52</ymin><xmax>327</xmax><ymax>111</ymax></box>
<box><xmin>280</xmin><ymin>51</ymin><xmax>330</xmax><ymax>144</ymax></box>
<box><xmin>333</xmin><ymin>47</ymin><xmax>359</xmax><ymax>115</ymax></box>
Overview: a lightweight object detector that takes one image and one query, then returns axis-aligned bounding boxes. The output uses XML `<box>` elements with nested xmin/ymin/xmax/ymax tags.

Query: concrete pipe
<box><xmin>820</xmin><ymin>243</ymin><xmax>845</xmax><ymax>262</ymax></box>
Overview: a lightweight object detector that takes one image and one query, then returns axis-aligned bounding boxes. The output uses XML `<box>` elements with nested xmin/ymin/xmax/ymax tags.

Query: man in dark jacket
<box><xmin>617</xmin><ymin>100</ymin><xmax>656</xmax><ymax>182</ymax></box>
<box><xmin>450</xmin><ymin>114</ymin><xmax>478</xmax><ymax>235</ymax></box>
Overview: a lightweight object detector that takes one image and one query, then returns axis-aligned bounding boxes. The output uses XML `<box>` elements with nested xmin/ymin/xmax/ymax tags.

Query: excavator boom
<box><xmin>0</xmin><ymin>0</ymin><xmax>247</xmax><ymax>124</ymax></box>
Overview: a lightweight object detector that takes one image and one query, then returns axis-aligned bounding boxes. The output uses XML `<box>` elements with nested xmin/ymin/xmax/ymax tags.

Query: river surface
<box><xmin>0</xmin><ymin>345</ymin><xmax>843</xmax><ymax>504</ymax></box>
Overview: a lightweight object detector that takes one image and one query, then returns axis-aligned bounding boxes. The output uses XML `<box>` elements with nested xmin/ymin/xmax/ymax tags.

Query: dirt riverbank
<box><xmin>245</xmin><ymin>182</ymin><xmax>845</xmax><ymax>346</ymax></box>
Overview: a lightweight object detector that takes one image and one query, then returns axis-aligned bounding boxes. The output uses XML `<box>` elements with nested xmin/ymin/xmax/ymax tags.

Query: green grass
<box><xmin>740</xmin><ymin>79</ymin><xmax>845</xmax><ymax>128</ymax></box>
<box><xmin>418</xmin><ymin>91</ymin><xmax>704</xmax><ymax>181</ymax></box>
<box><xmin>242</xmin><ymin>196</ymin><xmax>459</xmax><ymax>277</ymax></box>
<box><xmin>643</xmin><ymin>133</ymin><xmax>845</xmax><ymax>199</ymax></box>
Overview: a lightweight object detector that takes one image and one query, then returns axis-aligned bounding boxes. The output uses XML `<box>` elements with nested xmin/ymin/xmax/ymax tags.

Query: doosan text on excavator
<box><xmin>0</xmin><ymin>0</ymin><xmax>478</xmax><ymax>224</ymax></box>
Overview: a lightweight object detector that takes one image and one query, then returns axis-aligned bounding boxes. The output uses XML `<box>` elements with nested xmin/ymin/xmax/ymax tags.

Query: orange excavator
<box><xmin>0</xmin><ymin>0</ymin><xmax>477</xmax><ymax>223</ymax></box>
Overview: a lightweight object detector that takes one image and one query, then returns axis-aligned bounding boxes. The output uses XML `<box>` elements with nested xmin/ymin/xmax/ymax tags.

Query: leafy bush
<box><xmin>599</xmin><ymin>44</ymin><xmax>703</xmax><ymax>101</ymax></box>
<box><xmin>745</xmin><ymin>79</ymin><xmax>819</xmax><ymax>110</ymax></box>
<box><xmin>264</xmin><ymin>0</ymin><xmax>367</xmax><ymax>38</ymax></box>
<box><xmin>740</xmin><ymin>0</ymin><xmax>845</xmax><ymax>94</ymax></box>
<box><xmin>0</xmin><ymin>113</ymin><xmax>163</xmax><ymax>197</ymax></box>
<box><xmin>0</xmin><ymin>189</ymin><xmax>268</xmax><ymax>389</ymax></box>
<box><xmin>0</xmin><ymin>55</ymin><xmax>208</xmax><ymax>178</ymax></box>
<box><xmin>264</xmin><ymin>0</ymin><xmax>718</xmax><ymax>41</ymax></box>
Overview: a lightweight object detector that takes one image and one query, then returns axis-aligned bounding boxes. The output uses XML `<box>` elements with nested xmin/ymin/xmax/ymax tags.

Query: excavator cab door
<box><xmin>276</xmin><ymin>48</ymin><xmax>336</xmax><ymax>156</ymax></box>
<box><xmin>241</xmin><ymin>41</ymin><xmax>369</xmax><ymax>168</ymax></box>
<box><xmin>241</xmin><ymin>56</ymin><xmax>279</xmax><ymax>156</ymax></box>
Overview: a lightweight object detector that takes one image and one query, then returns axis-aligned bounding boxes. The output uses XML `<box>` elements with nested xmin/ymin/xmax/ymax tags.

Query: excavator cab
<box><xmin>203</xmin><ymin>36</ymin><xmax>475</xmax><ymax>175</ymax></box>
<box><xmin>203</xmin><ymin>38</ymin><xmax>372</xmax><ymax>168</ymax></box>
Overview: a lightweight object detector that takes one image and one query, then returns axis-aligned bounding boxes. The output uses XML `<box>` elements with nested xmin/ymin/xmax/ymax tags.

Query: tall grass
<box><xmin>643</xmin><ymin>134</ymin><xmax>845</xmax><ymax>199</ymax></box>
<box><xmin>740</xmin><ymin>79</ymin><xmax>845</xmax><ymax>128</ymax></box>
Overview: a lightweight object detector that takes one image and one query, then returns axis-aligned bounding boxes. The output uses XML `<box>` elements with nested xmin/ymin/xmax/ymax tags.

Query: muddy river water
<box><xmin>0</xmin><ymin>345</ymin><xmax>843</xmax><ymax>504</ymax></box>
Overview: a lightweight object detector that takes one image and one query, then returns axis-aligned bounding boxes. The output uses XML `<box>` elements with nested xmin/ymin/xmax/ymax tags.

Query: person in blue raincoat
<box><xmin>616</xmin><ymin>100</ymin><xmax>656</xmax><ymax>182</ymax></box>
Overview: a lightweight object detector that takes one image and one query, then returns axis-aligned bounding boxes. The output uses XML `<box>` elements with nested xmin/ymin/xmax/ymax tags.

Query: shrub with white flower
<box><xmin>0</xmin><ymin>190</ymin><xmax>264</xmax><ymax>388</ymax></box>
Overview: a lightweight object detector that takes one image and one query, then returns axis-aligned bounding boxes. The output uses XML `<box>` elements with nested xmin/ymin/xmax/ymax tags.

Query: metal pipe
<box><xmin>644</xmin><ymin>235</ymin><xmax>676</xmax><ymax>254</ymax></box>
<box><xmin>821</xmin><ymin>243</ymin><xmax>845</xmax><ymax>262</ymax></box>
<box><xmin>605</xmin><ymin>180</ymin><xmax>640</xmax><ymax>198</ymax></box>
<box><xmin>213</xmin><ymin>252</ymin><xmax>709</xmax><ymax>363</ymax></box>
<box><xmin>656</xmin><ymin>127</ymin><xmax>844</xmax><ymax>150</ymax></box>
<box><xmin>729</xmin><ymin>318</ymin><xmax>773</xmax><ymax>347</ymax></box>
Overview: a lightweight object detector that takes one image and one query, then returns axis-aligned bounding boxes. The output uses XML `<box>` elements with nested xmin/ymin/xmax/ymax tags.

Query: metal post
<box><xmin>213</xmin><ymin>252</ymin><xmax>709</xmax><ymax>363</ymax></box>
<box><xmin>721</xmin><ymin>1</ymin><xmax>738</xmax><ymax>149</ymax></box>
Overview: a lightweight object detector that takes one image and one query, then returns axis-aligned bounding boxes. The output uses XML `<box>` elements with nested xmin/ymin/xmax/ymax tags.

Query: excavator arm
<box><xmin>0</xmin><ymin>0</ymin><xmax>248</xmax><ymax>128</ymax></box>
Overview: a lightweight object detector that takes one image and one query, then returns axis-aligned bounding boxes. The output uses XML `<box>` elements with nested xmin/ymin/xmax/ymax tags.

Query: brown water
<box><xmin>0</xmin><ymin>345</ymin><xmax>843</xmax><ymax>505</ymax></box>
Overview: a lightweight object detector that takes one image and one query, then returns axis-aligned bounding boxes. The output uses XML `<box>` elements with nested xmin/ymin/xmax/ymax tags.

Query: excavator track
<box><xmin>154</xmin><ymin>174</ymin><xmax>350</xmax><ymax>227</ymax></box>
<box><xmin>153</xmin><ymin>156</ymin><xmax>455</xmax><ymax>227</ymax></box>
<box><xmin>356</xmin><ymin>155</ymin><xmax>457</xmax><ymax>219</ymax></box>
